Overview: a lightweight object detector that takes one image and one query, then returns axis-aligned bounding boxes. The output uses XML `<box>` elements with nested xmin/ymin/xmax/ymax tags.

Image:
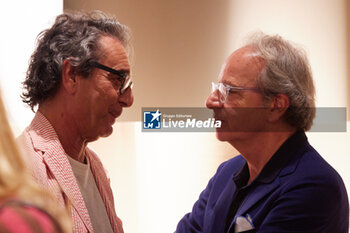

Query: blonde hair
<box><xmin>0</xmin><ymin>91</ymin><xmax>72</xmax><ymax>232</ymax></box>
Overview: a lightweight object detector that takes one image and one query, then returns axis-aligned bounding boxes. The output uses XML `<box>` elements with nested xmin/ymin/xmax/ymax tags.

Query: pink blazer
<box><xmin>19</xmin><ymin>112</ymin><xmax>124</xmax><ymax>233</ymax></box>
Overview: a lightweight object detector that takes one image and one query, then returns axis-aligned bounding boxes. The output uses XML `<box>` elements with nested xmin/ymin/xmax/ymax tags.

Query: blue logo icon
<box><xmin>143</xmin><ymin>110</ymin><xmax>162</xmax><ymax>129</ymax></box>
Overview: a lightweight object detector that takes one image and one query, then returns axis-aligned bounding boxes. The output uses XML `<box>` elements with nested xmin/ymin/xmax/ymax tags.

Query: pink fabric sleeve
<box><xmin>0</xmin><ymin>204</ymin><xmax>60</xmax><ymax>233</ymax></box>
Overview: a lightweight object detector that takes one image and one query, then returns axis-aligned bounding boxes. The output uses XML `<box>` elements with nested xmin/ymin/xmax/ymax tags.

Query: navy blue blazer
<box><xmin>176</xmin><ymin>132</ymin><xmax>349</xmax><ymax>233</ymax></box>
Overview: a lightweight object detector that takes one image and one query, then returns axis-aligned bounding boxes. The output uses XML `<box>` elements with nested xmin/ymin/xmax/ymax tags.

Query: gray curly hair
<box><xmin>22</xmin><ymin>11</ymin><xmax>131</xmax><ymax>110</ymax></box>
<box><xmin>245</xmin><ymin>32</ymin><xmax>316</xmax><ymax>131</ymax></box>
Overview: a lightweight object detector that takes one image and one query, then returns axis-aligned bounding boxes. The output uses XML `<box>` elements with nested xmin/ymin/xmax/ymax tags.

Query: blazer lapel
<box><xmin>235</xmin><ymin>148</ymin><xmax>302</xmax><ymax>218</ymax></box>
<box><xmin>236</xmin><ymin>179</ymin><xmax>280</xmax><ymax>217</ymax></box>
<box><xmin>28</xmin><ymin>112</ymin><xmax>94</xmax><ymax>233</ymax></box>
<box><xmin>209</xmin><ymin>177</ymin><xmax>238</xmax><ymax>233</ymax></box>
<box><xmin>226</xmin><ymin>179</ymin><xmax>279</xmax><ymax>233</ymax></box>
<box><xmin>43</xmin><ymin>147</ymin><xmax>94</xmax><ymax>233</ymax></box>
<box><xmin>227</xmin><ymin>153</ymin><xmax>301</xmax><ymax>232</ymax></box>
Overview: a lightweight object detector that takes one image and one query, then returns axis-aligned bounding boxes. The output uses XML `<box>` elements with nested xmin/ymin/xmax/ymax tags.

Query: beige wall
<box><xmin>65</xmin><ymin>0</ymin><xmax>349</xmax><ymax>119</ymax></box>
<box><xmin>347</xmin><ymin>0</ymin><xmax>350</xmax><ymax>117</ymax></box>
<box><xmin>65</xmin><ymin>0</ymin><xmax>232</xmax><ymax>121</ymax></box>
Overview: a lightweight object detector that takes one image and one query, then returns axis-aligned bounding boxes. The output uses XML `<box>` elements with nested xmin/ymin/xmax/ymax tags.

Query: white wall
<box><xmin>0</xmin><ymin>0</ymin><xmax>63</xmax><ymax>135</ymax></box>
<box><xmin>227</xmin><ymin>0</ymin><xmax>348</xmax><ymax>108</ymax></box>
<box><xmin>90</xmin><ymin>122</ymin><xmax>234</xmax><ymax>233</ymax></box>
<box><xmin>307</xmin><ymin>129</ymin><xmax>350</xmax><ymax>194</ymax></box>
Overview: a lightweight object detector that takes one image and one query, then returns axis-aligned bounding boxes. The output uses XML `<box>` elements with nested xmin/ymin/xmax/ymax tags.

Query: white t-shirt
<box><xmin>67</xmin><ymin>155</ymin><xmax>114</xmax><ymax>233</ymax></box>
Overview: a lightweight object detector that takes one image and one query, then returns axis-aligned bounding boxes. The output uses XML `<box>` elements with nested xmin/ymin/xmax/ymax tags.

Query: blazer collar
<box><xmin>27</xmin><ymin>112</ymin><xmax>94</xmax><ymax>233</ymax></box>
<box><xmin>207</xmin><ymin>156</ymin><xmax>246</xmax><ymax>233</ymax></box>
<box><xmin>253</xmin><ymin>130</ymin><xmax>308</xmax><ymax>184</ymax></box>
<box><xmin>231</xmin><ymin>131</ymin><xmax>309</xmax><ymax>226</ymax></box>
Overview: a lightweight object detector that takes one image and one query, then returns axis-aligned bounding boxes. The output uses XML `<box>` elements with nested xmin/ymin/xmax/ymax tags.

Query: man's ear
<box><xmin>267</xmin><ymin>94</ymin><xmax>290</xmax><ymax>123</ymax></box>
<box><xmin>61</xmin><ymin>60</ymin><xmax>78</xmax><ymax>95</ymax></box>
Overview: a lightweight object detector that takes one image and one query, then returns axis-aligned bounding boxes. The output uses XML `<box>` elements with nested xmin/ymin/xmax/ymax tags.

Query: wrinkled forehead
<box><xmin>219</xmin><ymin>46</ymin><xmax>265</xmax><ymax>85</ymax></box>
<box><xmin>225</xmin><ymin>46</ymin><xmax>265</xmax><ymax>72</ymax></box>
<box><xmin>97</xmin><ymin>36</ymin><xmax>130</xmax><ymax>70</ymax></box>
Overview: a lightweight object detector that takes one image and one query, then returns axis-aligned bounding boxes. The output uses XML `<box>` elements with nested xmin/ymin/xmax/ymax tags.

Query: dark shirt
<box><xmin>225</xmin><ymin>131</ymin><xmax>307</xmax><ymax>232</ymax></box>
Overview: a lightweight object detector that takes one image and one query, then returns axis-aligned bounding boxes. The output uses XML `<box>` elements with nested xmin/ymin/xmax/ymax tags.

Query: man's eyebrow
<box><xmin>91</xmin><ymin>61</ymin><xmax>129</xmax><ymax>78</ymax></box>
<box><xmin>112</xmin><ymin>66</ymin><xmax>130</xmax><ymax>75</ymax></box>
<box><xmin>108</xmin><ymin>69</ymin><xmax>129</xmax><ymax>79</ymax></box>
<box><xmin>222</xmin><ymin>79</ymin><xmax>239</xmax><ymax>87</ymax></box>
<box><xmin>223</xmin><ymin>82</ymin><xmax>236</xmax><ymax>87</ymax></box>
<box><xmin>119</xmin><ymin>69</ymin><xmax>130</xmax><ymax>74</ymax></box>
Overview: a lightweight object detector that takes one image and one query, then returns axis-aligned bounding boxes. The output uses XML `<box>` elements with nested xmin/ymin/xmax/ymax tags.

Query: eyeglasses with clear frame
<box><xmin>211</xmin><ymin>82</ymin><xmax>260</xmax><ymax>103</ymax></box>
<box><xmin>89</xmin><ymin>61</ymin><xmax>133</xmax><ymax>94</ymax></box>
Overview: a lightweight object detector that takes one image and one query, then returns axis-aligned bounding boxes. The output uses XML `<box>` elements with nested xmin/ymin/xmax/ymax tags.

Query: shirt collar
<box><xmin>233</xmin><ymin>162</ymin><xmax>250</xmax><ymax>189</ymax></box>
<box><xmin>233</xmin><ymin>131</ymin><xmax>308</xmax><ymax>185</ymax></box>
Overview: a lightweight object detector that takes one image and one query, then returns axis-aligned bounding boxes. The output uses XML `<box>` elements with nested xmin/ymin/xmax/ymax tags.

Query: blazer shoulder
<box><xmin>297</xmin><ymin>144</ymin><xmax>345</xmax><ymax>183</ymax></box>
<box><xmin>213</xmin><ymin>155</ymin><xmax>246</xmax><ymax>180</ymax></box>
<box><xmin>282</xmin><ymin>144</ymin><xmax>348</xmax><ymax>203</ymax></box>
<box><xmin>220</xmin><ymin>155</ymin><xmax>246</xmax><ymax>171</ymax></box>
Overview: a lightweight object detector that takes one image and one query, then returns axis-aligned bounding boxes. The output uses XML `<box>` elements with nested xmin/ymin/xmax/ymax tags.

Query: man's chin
<box><xmin>215</xmin><ymin>131</ymin><xmax>233</xmax><ymax>142</ymax></box>
<box><xmin>88</xmin><ymin>126</ymin><xmax>113</xmax><ymax>141</ymax></box>
<box><xmin>215</xmin><ymin>129</ymin><xmax>246</xmax><ymax>142</ymax></box>
<box><xmin>101</xmin><ymin>127</ymin><xmax>114</xmax><ymax>138</ymax></box>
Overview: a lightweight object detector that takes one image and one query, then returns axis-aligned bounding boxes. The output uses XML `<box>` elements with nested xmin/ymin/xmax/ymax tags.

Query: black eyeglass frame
<box><xmin>89</xmin><ymin>61</ymin><xmax>132</xmax><ymax>94</ymax></box>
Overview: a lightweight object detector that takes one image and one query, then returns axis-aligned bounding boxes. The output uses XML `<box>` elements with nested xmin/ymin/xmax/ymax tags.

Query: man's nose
<box><xmin>206</xmin><ymin>91</ymin><xmax>223</xmax><ymax>109</ymax></box>
<box><xmin>119</xmin><ymin>88</ymin><xmax>134</xmax><ymax>107</ymax></box>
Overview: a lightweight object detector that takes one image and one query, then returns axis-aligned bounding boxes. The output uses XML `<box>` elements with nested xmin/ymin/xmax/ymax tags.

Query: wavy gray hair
<box><xmin>245</xmin><ymin>32</ymin><xmax>316</xmax><ymax>131</ymax></box>
<box><xmin>22</xmin><ymin>11</ymin><xmax>131</xmax><ymax>110</ymax></box>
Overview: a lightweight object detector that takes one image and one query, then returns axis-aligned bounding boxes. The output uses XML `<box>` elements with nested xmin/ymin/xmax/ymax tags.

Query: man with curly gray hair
<box><xmin>19</xmin><ymin>11</ymin><xmax>133</xmax><ymax>233</ymax></box>
<box><xmin>175</xmin><ymin>32</ymin><xmax>348</xmax><ymax>233</ymax></box>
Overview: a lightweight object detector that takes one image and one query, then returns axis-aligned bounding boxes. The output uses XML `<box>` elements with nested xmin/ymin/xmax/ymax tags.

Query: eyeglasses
<box><xmin>89</xmin><ymin>61</ymin><xmax>133</xmax><ymax>94</ymax></box>
<box><xmin>211</xmin><ymin>82</ymin><xmax>260</xmax><ymax>103</ymax></box>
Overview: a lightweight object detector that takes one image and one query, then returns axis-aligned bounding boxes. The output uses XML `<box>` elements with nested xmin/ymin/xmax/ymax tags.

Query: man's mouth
<box><xmin>213</xmin><ymin>112</ymin><xmax>224</xmax><ymax>122</ymax></box>
<box><xmin>109</xmin><ymin>109</ymin><xmax>122</xmax><ymax>119</ymax></box>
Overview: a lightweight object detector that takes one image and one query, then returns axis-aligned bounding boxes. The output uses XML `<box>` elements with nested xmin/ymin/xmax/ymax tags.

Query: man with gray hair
<box><xmin>20</xmin><ymin>11</ymin><xmax>133</xmax><ymax>233</ymax></box>
<box><xmin>175</xmin><ymin>32</ymin><xmax>349</xmax><ymax>233</ymax></box>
